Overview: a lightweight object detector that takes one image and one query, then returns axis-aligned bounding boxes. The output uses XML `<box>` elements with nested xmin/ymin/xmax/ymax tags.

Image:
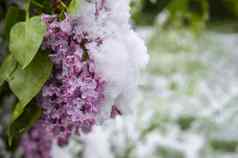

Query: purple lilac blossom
<box><xmin>21</xmin><ymin>13</ymin><xmax>117</xmax><ymax>158</ymax></box>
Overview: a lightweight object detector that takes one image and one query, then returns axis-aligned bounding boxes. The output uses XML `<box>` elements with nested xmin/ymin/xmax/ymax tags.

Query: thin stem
<box><xmin>24</xmin><ymin>0</ymin><xmax>31</xmax><ymax>21</ymax></box>
<box><xmin>58</xmin><ymin>0</ymin><xmax>68</xmax><ymax>20</ymax></box>
<box><xmin>59</xmin><ymin>0</ymin><xmax>67</xmax><ymax>10</ymax></box>
<box><xmin>32</xmin><ymin>0</ymin><xmax>44</xmax><ymax>9</ymax></box>
<box><xmin>24</xmin><ymin>0</ymin><xmax>31</xmax><ymax>34</ymax></box>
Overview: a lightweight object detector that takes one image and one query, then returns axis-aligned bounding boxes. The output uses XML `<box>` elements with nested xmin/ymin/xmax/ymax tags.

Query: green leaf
<box><xmin>4</xmin><ymin>6</ymin><xmax>25</xmax><ymax>40</ymax></box>
<box><xmin>9</xmin><ymin>16</ymin><xmax>46</xmax><ymax>68</ymax></box>
<box><xmin>0</xmin><ymin>54</ymin><xmax>17</xmax><ymax>87</ymax></box>
<box><xmin>7</xmin><ymin>51</ymin><xmax>52</xmax><ymax>122</ymax></box>
<box><xmin>68</xmin><ymin>0</ymin><xmax>80</xmax><ymax>16</ymax></box>
<box><xmin>8</xmin><ymin>103</ymin><xmax>42</xmax><ymax>146</ymax></box>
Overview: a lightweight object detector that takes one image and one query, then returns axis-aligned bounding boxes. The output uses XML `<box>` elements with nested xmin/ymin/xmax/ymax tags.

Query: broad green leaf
<box><xmin>68</xmin><ymin>0</ymin><xmax>80</xmax><ymax>16</ymax></box>
<box><xmin>4</xmin><ymin>6</ymin><xmax>25</xmax><ymax>40</ymax></box>
<box><xmin>8</xmin><ymin>103</ymin><xmax>42</xmax><ymax>146</ymax></box>
<box><xmin>7</xmin><ymin>52</ymin><xmax>52</xmax><ymax>122</ymax></box>
<box><xmin>9</xmin><ymin>16</ymin><xmax>46</xmax><ymax>68</ymax></box>
<box><xmin>0</xmin><ymin>54</ymin><xmax>17</xmax><ymax>87</ymax></box>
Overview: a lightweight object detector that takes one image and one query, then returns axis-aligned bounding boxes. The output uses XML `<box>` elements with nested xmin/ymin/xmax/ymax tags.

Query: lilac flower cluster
<box><xmin>21</xmin><ymin>14</ymin><xmax>108</xmax><ymax>158</ymax></box>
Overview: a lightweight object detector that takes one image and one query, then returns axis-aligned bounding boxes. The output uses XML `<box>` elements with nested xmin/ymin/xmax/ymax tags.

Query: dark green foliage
<box><xmin>131</xmin><ymin>0</ymin><xmax>238</xmax><ymax>30</ymax></box>
<box><xmin>131</xmin><ymin>0</ymin><xmax>172</xmax><ymax>26</ymax></box>
<box><xmin>177</xmin><ymin>116</ymin><xmax>195</xmax><ymax>130</ymax></box>
<box><xmin>210</xmin><ymin>139</ymin><xmax>238</xmax><ymax>152</ymax></box>
<box><xmin>0</xmin><ymin>54</ymin><xmax>17</xmax><ymax>87</ymax></box>
<box><xmin>4</xmin><ymin>6</ymin><xmax>25</xmax><ymax>40</ymax></box>
<box><xmin>8</xmin><ymin>103</ymin><xmax>42</xmax><ymax>147</ymax></box>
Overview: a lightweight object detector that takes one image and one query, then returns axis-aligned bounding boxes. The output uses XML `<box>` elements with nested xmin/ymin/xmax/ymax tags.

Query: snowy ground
<box><xmin>138</xmin><ymin>29</ymin><xmax>238</xmax><ymax>158</ymax></box>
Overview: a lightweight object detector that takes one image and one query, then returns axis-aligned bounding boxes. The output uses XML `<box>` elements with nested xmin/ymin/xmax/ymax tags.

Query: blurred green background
<box><xmin>129</xmin><ymin>0</ymin><xmax>238</xmax><ymax>158</ymax></box>
<box><xmin>131</xmin><ymin>0</ymin><xmax>238</xmax><ymax>29</ymax></box>
<box><xmin>0</xmin><ymin>0</ymin><xmax>238</xmax><ymax>157</ymax></box>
